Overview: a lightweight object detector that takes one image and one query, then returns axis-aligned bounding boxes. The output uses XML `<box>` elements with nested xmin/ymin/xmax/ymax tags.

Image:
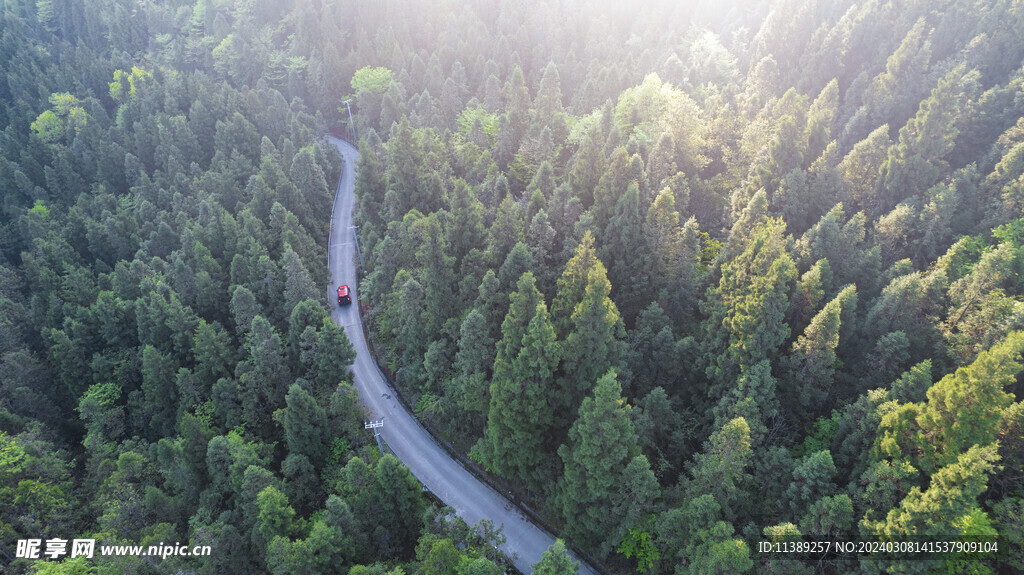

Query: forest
<box><xmin>0</xmin><ymin>0</ymin><xmax>1023</xmax><ymax>574</ymax></box>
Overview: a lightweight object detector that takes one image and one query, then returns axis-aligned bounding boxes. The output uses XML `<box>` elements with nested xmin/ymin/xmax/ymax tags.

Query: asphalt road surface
<box><xmin>326</xmin><ymin>136</ymin><xmax>598</xmax><ymax>575</ymax></box>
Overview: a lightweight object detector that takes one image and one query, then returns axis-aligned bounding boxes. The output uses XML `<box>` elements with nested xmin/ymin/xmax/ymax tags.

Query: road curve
<box><xmin>326</xmin><ymin>136</ymin><xmax>597</xmax><ymax>575</ymax></box>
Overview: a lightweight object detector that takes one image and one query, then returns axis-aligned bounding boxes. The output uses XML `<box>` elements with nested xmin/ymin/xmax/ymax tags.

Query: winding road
<box><xmin>326</xmin><ymin>136</ymin><xmax>598</xmax><ymax>575</ymax></box>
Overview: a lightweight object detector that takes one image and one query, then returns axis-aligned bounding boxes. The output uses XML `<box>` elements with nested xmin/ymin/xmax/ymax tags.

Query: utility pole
<box><xmin>365</xmin><ymin>418</ymin><xmax>385</xmax><ymax>456</ymax></box>
<box><xmin>342</xmin><ymin>98</ymin><xmax>355</xmax><ymax>140</ymax></box>
<box><xmin>350</xmin><ymin>225</ymin><xmax>364</xmax><ymax>270</ymax></box>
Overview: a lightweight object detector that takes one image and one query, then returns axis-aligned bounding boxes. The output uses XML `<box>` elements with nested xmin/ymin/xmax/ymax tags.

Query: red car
<box><xmin>337</xmin><ymin>285</ymin><xmax>351</xmax><ymax>305</ymax></box>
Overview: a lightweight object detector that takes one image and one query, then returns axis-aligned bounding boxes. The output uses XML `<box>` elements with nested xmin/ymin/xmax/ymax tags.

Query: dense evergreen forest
<box><xmin>1</xmin><ymin>0</ymin><xmax>1023</xmax><ymax>574</ymax></box>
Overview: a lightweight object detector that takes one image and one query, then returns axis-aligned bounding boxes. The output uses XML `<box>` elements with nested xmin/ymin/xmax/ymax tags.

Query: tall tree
<box><xmin>283</xmin><ymin>382</ymin><xmax>328</xmax><ymax>467</ymax></box>
<box><xmin>559</xmin><ymin>254</ymin><xmax>627</xmax><ymax>419</ymax></box>
<box><xmin>533</xmin><ymin>539</ymin><xmax>579</xmax><ymax>575</ymax></box>
<box><xmin>781</xmin><ymin>285</ymin><xmax>857</xmax><ymax>420</ymax></box>
<box><xmin>701</xmin><ymin>219</ymin><xmax>796</xmax><ymax>403</ymax></box>
<box><xmin>452</xmin><ymin>308</ymin><xmax>494</xmax><ymax>431</ymax></box>
<box><xmin>482</xmin><ymin>272</ymin><xmax>560</xmax><ymax>486</ymax></box>
<box><xmin>601</xmin><ymin>182</ymin><xmax>650</xmax><ymax>324</ymax></box>
<box><xmin>558</xmin><ymin>370</ymin><xmax>653</xmax><ymax>555</ymax></box>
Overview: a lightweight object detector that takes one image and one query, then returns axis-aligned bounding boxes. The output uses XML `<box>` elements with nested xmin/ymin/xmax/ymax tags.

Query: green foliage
<box><xmin>702</xmin><ymin>218</ymin><xmax>796</xmax><ymax>399</ymax></box>
<box><xmin>30</xmin><ymin>110</ymin><xmax>63</xmax><ymax>142</ymax></box>
<box><xmin>109</xmin><ymin>67</ymin><xmax>152</xmax><ymax>102</ymax></box>
<box><xmin>484</xmin><ymin>272</ymin><xmax>559</xmax><ymax>486</ymax></box>
<box><xmin>7</xmin><ymin>2</ymin><xmax>1024</xmax><ymax>572</ymax></box>
<box><xmin>351</xmin><ymin>66</ymin><xmax>394</xmax><ymax>96</ymax></box>
<box><xmin>558</xmin><ymin>370</ymin><xmax>654</xmax><ymax>555</ymax></box>
<box><xmin>32</xmin><ymin>556</ymin><xmax>96</xmax><ymax>574</ymax></box>
<box><xmin>687</xmin><ymin>418</ymin><xmax>752</xmax><ymax>523</ymax></box>
<box><xmin>557</xmin><ymin>235</ymin><xmax>627</xmax><ymax>420</ymax></box>
<box><xmin>532</xmin><ymin>539</ymin><xmax>579</xmax><ymax>575</ymax></box>
<box><xmin>0</xmin><ymin>432</ymin><xmax>27</xmax><ymax>474</ymax></box>
<box><xmin>457</xmin><ymin>107</ymin><xmax>499</xmax><ymax>138</ymax></box>
<box><xmin>617</xmin><ymin>524</ymin><xmax>660</xmax><ymax>573</ymax></box>
<box><xmin>792</xmin><ymin>411</ymin><xmax>841</xmax><ymax>459</ymax></box>
<box><xmin>876</xmin><ymin>331</ymin><xmax>1022</xmax><ymax>474</ymax></box>
<box><xmin>283</xmin><ymin>383</ymin><xmax>328</xmax><ymax>466</ymax></box>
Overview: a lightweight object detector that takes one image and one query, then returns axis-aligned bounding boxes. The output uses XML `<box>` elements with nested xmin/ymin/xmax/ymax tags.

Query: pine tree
<box><xmin>254</xmin><ymin>486</ymin><xmax>296</xmax><ymax>554</ymax></box>
<box><xmin>413</xmin><ymin>213</ymin><xmax>457</xmax><ymax>336</ymax></box>
<box><xmin>942</xmin><ymin>242</ymin><xmax>1019</xmax><ymax>364</ymax></box>
<box><xmin>141</xmin><ymin>344</ymin><xmax>178</xmax><ymax>438</ymax></box>
<box><xmin>484</xmin><ymin>272</ymin><xmax>559</xmax><ymax>486</ymax></box>
<box><xmin>712</xmin><ymin>360</ymin><xmax>779</xmax><ymax>446</ymax></box>
<box><xmin>559</xmin><ymin>252</ymin><xmax>627</xmax><ymax>419</ymax></box>
<box><xmin>237</xmin><ymin>315</ymin><xmax>292</xmax><ymax>438</ymax></box>
<box><xmin>601</xmin><ymin>182</ymin><xmax>650</xmax><ymax>325</ymax></box>
<box><xmin>881</xmin><ymin>332</ymin><xmax>1022</xmax><ymax>475</ymax></box>
<box><xmin>864</xmin><ymin>445</ymin><xmax>1000</xmax><ymax>573</ymax></box>
<box><xmin>526</xmin><ymin>210</ymin><xmax>558</xmax><ymax>295</ymax></box>
<box><xmin>877</xmin><ymin>66</ymin><xmax>978</xmax><ymax>213</ymax></box>
<box><xmin>609</xmin><ymin>455</ymin><xmax>660</xmax><ymax>556</ymax></box>
<box><xmin>445</xmin><ymin>179</ymin><xmax>485</xmax><ymax>264</ymax></box>
<box><xmin>782</xmin><ymin>285</ymin><xmax>856</xmax><ymax>419</ymax></box>
<box><xmin>838</xmin><ymin>125</ymin><xmax>891</xmax><ymax>217</ymax></box>
<box><xmin>452</xmin><ymin>309</ymin><xmax>494</xmax><ymax>430</ymax></box>
<box><xmin>532</xmin><ymin>540</ymin><xmax>579</xmax><ymax>575</ymax></box>
<box><xmin>655</xmin><ymin>494</ymin><xmax>752</xmax><ymax>575</ymax></box>
<box><xmin>783</xmin><ymin>450</ymin><xmax>838</xmax><ymax>514</ymax></box>
<box><xmin>283</xmin><ymin>383</ymin><xmax>328</xmax><ymax>467</ymax></box>
<box><xmin>788</xmin><ymin>258</ymin><xmax>832</xmax><ymax>333</ymax></box>
<box><xmin>688</xmin><ymin>417</ymin><xmax>753</xmax><ymax>523</ymax></box>
<box><xmin>701</xmin><ymin>219</ymin><xmax>796</xmax><ymax>401</ymax></box>
<box><xmin>570</xmin><ymin>123</ymin><xmax>605</xmax><ymax>207</ymax></box>
<box><xmin>497</xmin><ymin>242</ymin><xmax>534</xmax><ymax>295</ymax></box>
<box><xmin>375</xmin><ymin>454</ymin><xmax>425</xmax><ymax>557</ymax></box>
<box><xmin>644</xmin><ymin>187</ymin><xmax>682</xmax><ymax>283</ymax></box>
<box><xmin>314</xmin><ymin>317</ymin><xmax>356</xmax><ymax>389</ymax></box>
<box><xmin>230</xmin><ymin>284</ymin><xmax>262</xmax><ymax>338</ymax></box>
<box><xmin>487</xmin><ymin>193</ymin><xmax>524</xmax><ymax>267</ymax></box>
<box><xmin>557</xmin><ymin>370</ymin><xmax>646</xmax><ymax>554</ymax></box>
<box><xmin>356</xmin><ymin>131</ymin><xmax>388</xmax><ymax>228</ymax></box>
<box><xmin>551</xmin><ymin>231</ymin><xmax>600</xmax><ymax>337</ymax></box>
<box><xmin>282</xmin><ymin>248</ymin><xmax>321</xmax><ymax>316</ymax></box>
<box><xmin>592</xmin><ymin>147</ymin><xmax>637</xmax><ymax>230</ymax></box>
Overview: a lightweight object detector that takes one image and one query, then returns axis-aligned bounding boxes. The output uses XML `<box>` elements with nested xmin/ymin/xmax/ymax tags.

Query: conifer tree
<box><xmin>782</xmin><ymin>285</ymin><xmax>856</xmax><ymax>418</ymax></box>
<box><xmin>558</xmin><ymin>247</ymin><xmax>627</xmax><ymax>416</ymax></box>
<box><xmin>230</xmin><ymin>284</ymin><xmax>262</xmax><ymax>338</ymax></box>
<box><xmin>375</xmin><ymin>454</ymin><xmax>426</xmax><ymax>556</ymax></box>
<box><xmin>453</xmin><ymin>308</ymin><xmax>494</xmax><ymax>429</ymax></box>
<box><xmin>445</xmin><ymin>179</ymin><xmax>485</xmax><ymax>264</ymax></box>
<box><xmin>487</xmin><ymin>194</ymin><xmax>524</xmax><ymax>266</ymax></box>
<box><xmin>315</xmin><ymin>317</ymin><xmax>356</xmax><ymax>389</ymax></box>
<box><xmin>283</xmin><ymin>383</ymin><xmax>328</xmax><ymax>467</ymax></box>
<box><xmin>533</xmin><ymin>540</ymin><xmax>579</xmax><ymax>575</ymax></box>
<box><xmin>282</xmin><ymin>248</ymin><xmax>321</xmax><ymax>315</ymax></box>
<box><xmin>483</xmin><ymin>272</ymin><xmax>560</xmax><ymax>486</ymax></box>
<box><xmin>193</xmin><ymin>318</ymin><xmax>235</xmax><ymax>389</ymax></box>
<box><xmin>592</xmin><ymin>147</ymin><xmax>638</xmax><ymax>230</ymax></box>
<box><xmin>602</xmin><ymin>182</ymin><xmax>650</xmax><ymax>324</ymax></box>
<box><xmin>237</xmin><ymin>315</ymin><xmax>291</xmax><ymax>437</ymax></box>
<box><xmin>688</xmin><ymin>417</ymin><xmax>753</xmax><ymax>523</ymax></box>
<box><xmin>570</xmin><ymin>124</ymin><xmax>605</xmax><ymax>207</ymax></box>
<box><xmin>864</xmin><ymin>445</ymin><xmax>1000</xmax><ymax>573</ymax></box>
<box><xmin>551</xmin><ymin>231</ymin><xmax>600</xmax><ymax>337</ymax></box>
<box><xmin>558</xmin><ymin>370</ymin><xmax>650</xmax><ymax>555</ymax></box>
<box><xmin>141</xmin><ymin>344</ymin><xmax>178</xmax><ymax>438</ymax></box>
<box><xmin>702</xmin><ymin>219</ymin><xmax>796</xmax><ymax>401</ymax></box>
<box><xmin>876</xmin><ymin>331</ymin><xmax>1022</xmax><ymax>475</ymax></box>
